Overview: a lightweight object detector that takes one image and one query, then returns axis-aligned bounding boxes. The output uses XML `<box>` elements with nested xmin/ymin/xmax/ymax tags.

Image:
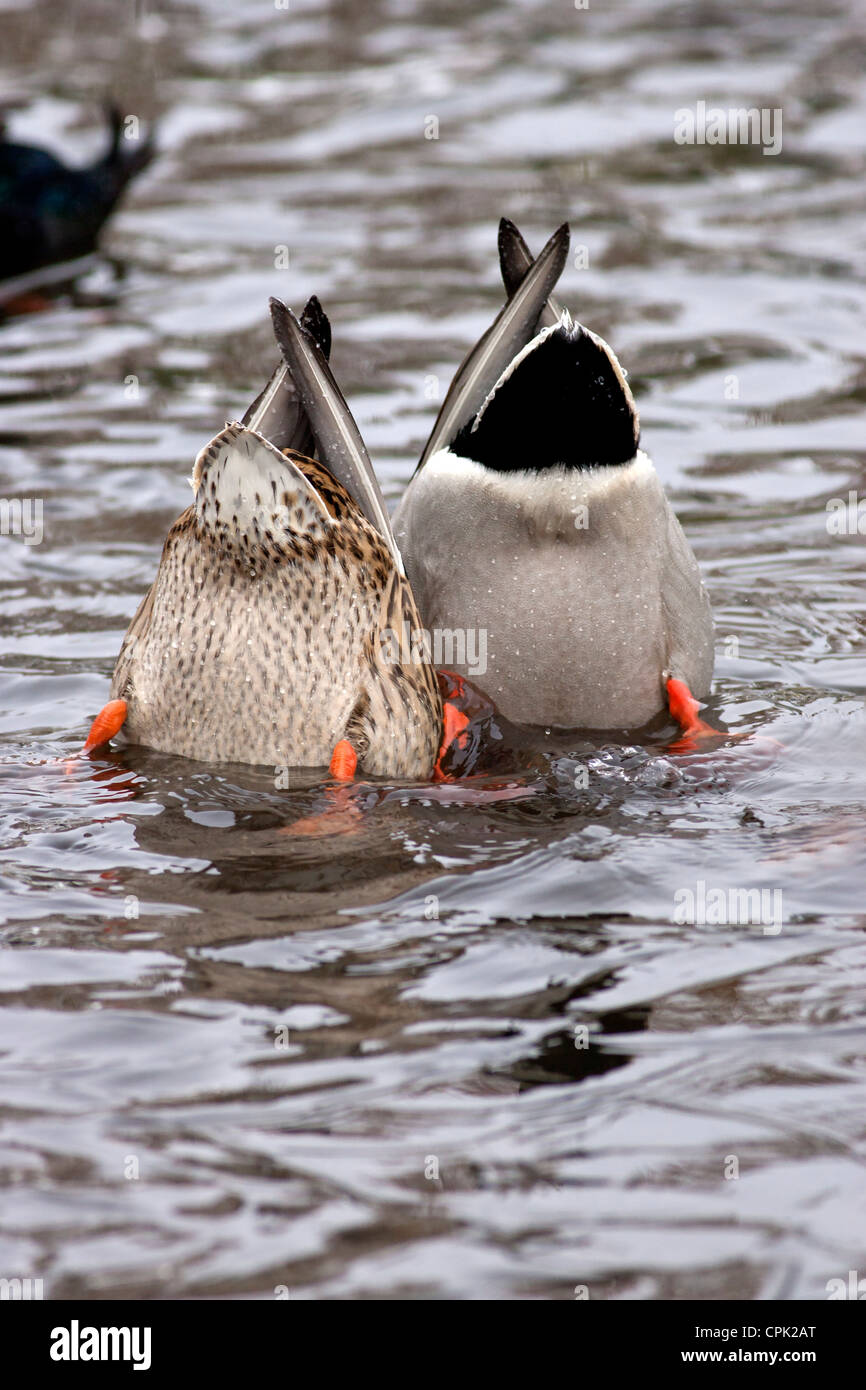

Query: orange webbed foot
<box><xmin>329</xmin><ymin>739</ymin><xmax>358</xmax><ymax>780</ymax></box>
<box><xmin>82</xmin><ymin>699</ymin><xmax>128</xmax><ymax>754</ymax></box>
<box><xmin>666</xmin><ymin>677</ymin><xmax>718</xmax><ymax>751</ymax></box>
<box><xmin>434</xmin><ymin>700</ymin><xmax>471</xmax><ymax>781</ymax></box>
<box><xmin>433</xmin><ymin>669</ymin><xmax>498</xmax><ymax>781</ymax></box>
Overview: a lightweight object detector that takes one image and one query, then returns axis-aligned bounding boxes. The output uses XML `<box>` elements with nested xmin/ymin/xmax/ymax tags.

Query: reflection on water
<box><xmin>1</xmin><ymin>0</ymin><xmax>865</xmax><ymax>1299</ymax></box>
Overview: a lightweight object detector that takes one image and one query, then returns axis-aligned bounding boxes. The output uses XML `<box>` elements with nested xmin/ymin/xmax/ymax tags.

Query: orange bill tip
<box><xmin>329</xmin><ymin>739</ymin><xmax>357</xmax><ymax>780</ymax></box>
<box><xmin>82</xmin><ymin>699</ymin><xmax>128</xmax><ymax>754</ymax></box>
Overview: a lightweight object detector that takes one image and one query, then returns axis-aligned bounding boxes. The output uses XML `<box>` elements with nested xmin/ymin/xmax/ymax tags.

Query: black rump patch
<box><xmin>453</xmin><ymin>325</ymin><xmax>640</xmax><ymax>472</ymax></box>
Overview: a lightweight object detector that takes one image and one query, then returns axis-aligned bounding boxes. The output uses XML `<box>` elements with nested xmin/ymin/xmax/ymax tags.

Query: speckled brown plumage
<box><xmin>110</xmin><ymin>423</ymin><xmax>442</xmax><ymax>774</ymax></box>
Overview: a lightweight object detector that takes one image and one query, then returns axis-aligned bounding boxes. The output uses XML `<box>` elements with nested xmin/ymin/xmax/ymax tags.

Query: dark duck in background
<box><xmin>0</xmin><ymin>103</ymin><xmax>153</xmax><ymax>288</ymax></box>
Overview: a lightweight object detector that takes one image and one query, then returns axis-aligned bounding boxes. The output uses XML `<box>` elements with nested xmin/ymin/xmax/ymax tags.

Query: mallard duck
<box><xmin>392</xmin><ymin>219</ymin><xmax>714</xmax><ymax>731</ymax></box>
<box><xmin>0</xmin><ymin>104</ymin><xmax>153</xmax><ymax>283</ymax></box>
<box><xmin>84</xmin><ymin>297</ymin><xmax>443</xmax><ymax>777</ymax></box>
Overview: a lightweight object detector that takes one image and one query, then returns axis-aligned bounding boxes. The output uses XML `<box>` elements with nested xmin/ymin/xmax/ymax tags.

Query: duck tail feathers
<box><xmin>241</xmin><ymin>296</ymin><xmax>333</xmax><ymax>457</ymax></box>
<box><xmin>98</xmin><ymin>102</ymin><xmax>155</xmax><ymax>194</ymax></box>
<box><xmin>416</xmin><ymin>221</ymin><xmax>570</xmax><ymax>470</ymax></box>
<box><xmin>269</xmin><ymin>296</ymin><xmax>403</xmax><ymax>568</ymax></box>
<box><xmin>498</xmin><ymin>217</ymin><xmax>564</xmax><ymax>329</ymax></box>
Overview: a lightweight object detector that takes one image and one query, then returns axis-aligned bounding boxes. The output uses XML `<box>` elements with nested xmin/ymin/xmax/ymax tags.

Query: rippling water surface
<box><xmin>1</xmin><ymin>0</ymin><xmax>865</xmax><ymax>1300</ymax></box>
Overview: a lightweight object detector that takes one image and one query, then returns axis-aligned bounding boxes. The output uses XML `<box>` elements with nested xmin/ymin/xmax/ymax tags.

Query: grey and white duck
<box><xmin>392</xmin><ymin>219</ymin><xmax>714</xmax><ymax>734</ymax></box>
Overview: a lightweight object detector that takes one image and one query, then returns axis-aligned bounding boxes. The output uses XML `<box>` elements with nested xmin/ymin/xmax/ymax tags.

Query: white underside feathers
<box><xmin>192</xmin><ymin>423</ymin><xmax>331</xmax><ymax>544</ymax></box>
<box><xmin>422</xmin><ymin>445</ymin><xmax>657</xmax><ymax>529</ymax></box>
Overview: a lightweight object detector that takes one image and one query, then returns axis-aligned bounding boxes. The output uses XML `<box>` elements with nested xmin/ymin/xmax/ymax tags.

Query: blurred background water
<box><xmin>0</xmin><ymin>0</ymin><xmax>865</xmax><ymax>1300</ymax></box>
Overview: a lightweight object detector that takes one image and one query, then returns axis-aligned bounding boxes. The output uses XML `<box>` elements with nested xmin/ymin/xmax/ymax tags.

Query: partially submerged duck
<box><xmin>0</xmin><ymin>104</ymin><xmax>153</xmax><ymax>284</ymax></box>
<box><xmin>392</xmin><ymin>219</ymin><xmax>714</xmax><ymax>731</ymax></box>
<box><xmin>85</xmin><ymin>298</ymin><xmax>443</xmax><ymax>777</ymax></box>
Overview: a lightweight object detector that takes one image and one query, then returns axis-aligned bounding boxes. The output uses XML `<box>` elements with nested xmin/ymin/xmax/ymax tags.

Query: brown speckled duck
<box><xmin>84</xmin><ymin>297</ymin><xmax>443</xmax><ymax>776</ymax></box>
